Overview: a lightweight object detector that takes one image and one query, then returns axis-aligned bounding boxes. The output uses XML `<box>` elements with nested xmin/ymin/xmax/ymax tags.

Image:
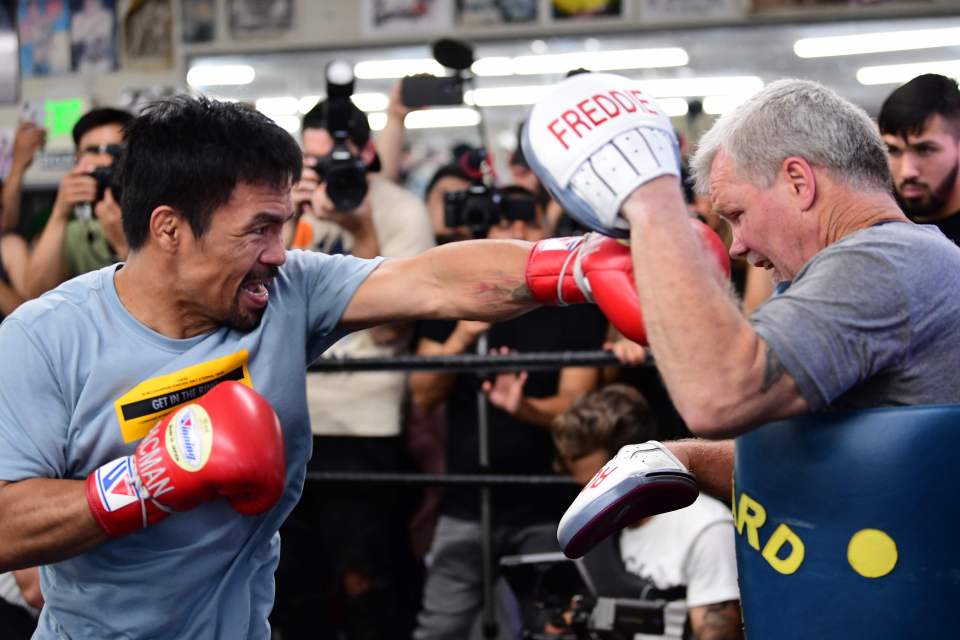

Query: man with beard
<box><xmin>879</xmin><ymin>74</ymin><xmax>960</xmax><ymax>241</ymax></box>
<box><xmin>0</xmin><ymin>96</ymin><xmax>654</xmax><ymax>639</ymax></box>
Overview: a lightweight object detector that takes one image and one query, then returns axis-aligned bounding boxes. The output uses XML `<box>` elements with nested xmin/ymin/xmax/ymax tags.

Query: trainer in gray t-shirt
<box><xmin>751</xmin><ymin>222</ymin><xmax>960</xmax><ymax>412</ymax></box>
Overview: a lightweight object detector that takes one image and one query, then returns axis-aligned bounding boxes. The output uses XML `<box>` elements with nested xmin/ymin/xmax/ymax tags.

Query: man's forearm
<box><xmin>0</xmin><ymin>479</ymin><xmax>107</xmax><ymax>571</ymax></box>
<box><xmin>430</xmin><ymin>239</ymin><xmax>537</xmax><ymax>320</ymax></box>
<box><xmin>665</xmin><ymin>439</ymin><xmax>735</xmax><ymax>503</ymax></box>
<box><xmin>1</xmin><ymin>165</ymin><xmax>27</xmax><ymax>232</ymax></box>
<box><xmin>622</xmin><ymin>181</ymin><xmax>758</xmax><ymax>431</ymax></box>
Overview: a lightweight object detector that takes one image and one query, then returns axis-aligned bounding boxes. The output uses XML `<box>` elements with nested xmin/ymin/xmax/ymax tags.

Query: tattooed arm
<box><xmin>689</xmin><ymin>600</ymin><xmax>743</xmax><ymax>640</ymax></box>
<box><xmin>340</xmin><ymin>239</ymin><xmax>536</xmax><ymax>329</ymax></box>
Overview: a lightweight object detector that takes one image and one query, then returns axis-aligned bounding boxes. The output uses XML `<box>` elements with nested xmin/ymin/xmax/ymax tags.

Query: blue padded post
<box><xmin>733</xmin><ymin>405</ymin><xmax>959</xmax><ymax>638</ymax></box>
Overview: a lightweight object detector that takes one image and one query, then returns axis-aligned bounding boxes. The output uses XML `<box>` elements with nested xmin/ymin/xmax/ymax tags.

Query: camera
<box><xmin>74</xmin><ymin>145</ymin><xmax>124</xmax><ymax>221</ymax></box>
<box><xmin>315</xmin><ymin>60</ymin><xmax>368</xmax><ymax>211</ymax></box>
<box><xmin>443</xmin><ymin>184</ymin><xmax>536</xmax><ymax>236</ymax></box>
<box><xmin>400</xmin><ymin>38</ymin><xmax>473</xmax><ymax>108</ymax></box>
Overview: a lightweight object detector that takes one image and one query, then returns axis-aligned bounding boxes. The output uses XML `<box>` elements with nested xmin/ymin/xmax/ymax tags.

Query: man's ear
<box><xmin>148</xmin><ymin>206</ymin><xmax>184</xmax><ymax>252</ymax></box>
<box><xmin>781</xmin><ymin>156</ymin><xmax>816</xmax><ymax>211</ymax></box>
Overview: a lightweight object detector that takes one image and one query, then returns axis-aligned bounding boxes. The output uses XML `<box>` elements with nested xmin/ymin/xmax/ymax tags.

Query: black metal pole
<box><xmin>476</xmin><ymin>332</ymin><xmax>499</xmax><ymax>640</ymax></box>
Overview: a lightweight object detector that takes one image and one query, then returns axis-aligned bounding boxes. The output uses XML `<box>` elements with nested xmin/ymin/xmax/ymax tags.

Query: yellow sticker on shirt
<box><xmin>114</xmin><ymin>350</ymin><xmax>252</xmax><ymax>443</ymax></box>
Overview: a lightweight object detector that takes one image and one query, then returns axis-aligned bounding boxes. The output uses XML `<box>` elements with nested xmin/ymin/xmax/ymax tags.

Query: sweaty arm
<box><xmin>0</xmin><ymin>478</ymin><xmax>106</xmax><ymax>570</ymax></box>
<box><xmin>340</xmin><ymin>239</ymin><xmax>536</xmax><ymax>329</ymax></box>
<box><xmin>621</xmin><ymin>180</ymin><xmax>807</xmax><ymax>437</ymax></box>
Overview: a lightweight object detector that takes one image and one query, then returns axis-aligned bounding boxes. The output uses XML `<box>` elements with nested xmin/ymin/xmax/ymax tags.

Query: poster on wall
<box><xmin>638</xmin><ymin>0</ymin><xmax>746</xmax><ymax>23</ymax></box>
<box><xmin>455</xmin><ymin>0</ymin><xmax>537</xmax><ymax>25</ymax></box>
<box><xmin>362</xmin><ymin>0</ymin><xmax>453</xmax><ymax>36</ymax></box>
<box><xmin>69</xmin><ymin>0</ymin><xmax>117</xmax><ymax>72</ymax></box>
<box><xmin>120</xmin><ymin>0</ymin><xmax>173</xmax><ymax>70</ymax></box>
<box><xmin>751</xmin><ymin>0</ymin><xmax>932</xmax><ymax>10</ymax></box>
<box><xmin>182</xmin><ymin>0</ymin><xmax>215</xmax><ymax>43</ymax></box>
<box><xmin>18</xmin><ymin>0</ymin><xmax>71</xmax><ymax>77</ymax></box>
<box><xmin>229</xmin><ymin>0</ymin><xmax>292</xmax><ymax>39</ymax></box>
<box><xmin>551</xmin><ymin>0</ymin><xmax>622</xmax><ymax>20</ymax></box>
<box><xmin>0</xmin><ymin>0</ymin><xmax>18</xmax><ymax>104</ymax></box>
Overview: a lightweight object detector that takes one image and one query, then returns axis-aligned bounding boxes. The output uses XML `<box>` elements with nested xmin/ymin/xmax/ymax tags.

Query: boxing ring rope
<box><xmin>307</xmin><ymin>346</ymin><xmax>644</xmax><ymax>639</ymax></box>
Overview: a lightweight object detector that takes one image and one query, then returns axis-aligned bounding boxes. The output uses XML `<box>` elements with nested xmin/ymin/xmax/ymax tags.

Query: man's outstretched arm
<box><xmin>339</xmin><ymin>239</ymin><xmax>538</xmax><ymax>328</ymax></box>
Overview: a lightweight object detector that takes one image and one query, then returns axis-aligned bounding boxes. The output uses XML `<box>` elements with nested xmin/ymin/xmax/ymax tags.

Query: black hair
<box><xmin>72</xmin><ymin>108</ymin><xmax>134</xmax><ymax>148</ymax></box>
<box><xmin>425</xmin><ymin>163</ymin><xmax>470</xmax><ymax>199</ymax></box>
<box><xmin>878</xmin><ymin>74</ymin><xmax>960</xmax><ymax>139</ymax></box>
<box><xmin>301</xmin><ymin>98</ymin><xmax>371</xmax><ymax>147</ymax></box>
<box><xmin>119</xmin><ymin>95</ymin><xmax>302</xmax><ymax>251</ymax></box>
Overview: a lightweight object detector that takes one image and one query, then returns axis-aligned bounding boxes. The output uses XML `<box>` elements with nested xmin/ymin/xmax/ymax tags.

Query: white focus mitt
<box><xmin>521</xmin><ymin>73</ymin><xmax>681</xmax><ymax>238</ymax></box>
<box><xmin>557</xmin><ymin>441</ymin><xmax>698</xmax><ymax>559</ymax></box>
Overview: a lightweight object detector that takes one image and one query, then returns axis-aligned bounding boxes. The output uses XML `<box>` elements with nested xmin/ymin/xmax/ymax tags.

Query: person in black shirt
<box><xmin>879</xmin><ymin>74</ymin><xmax>960</xmax><ymax>242</ymax></box>
<box><xmin>408</xmin><ymin>188</ymin><xmax>607</xmax><ymax>639</ymax></box>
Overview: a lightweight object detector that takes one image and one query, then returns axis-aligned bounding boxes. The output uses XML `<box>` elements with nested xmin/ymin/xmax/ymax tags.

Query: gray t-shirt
<box><xmin>752</xmin><ymin>222</ymin><xmax>960</xmax><ymax>412</ymax></box>
<box><xmin>0</xmin><ymin>249</ymin><xmax>381</xmax><ymax>639</ymax></box>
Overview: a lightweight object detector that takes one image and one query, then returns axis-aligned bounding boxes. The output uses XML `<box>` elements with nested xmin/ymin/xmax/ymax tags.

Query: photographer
<box><xmin>273</xmin><ymin>96</ymin><xmax>434</xmax><ymax>640</ymax></box>
<box><xmin>409</xmin><ymin>185</ymin><xmax>607</xmax><ymax>639</ymax></box>
<box><xmin>551</xmin><ymin>386</ymin><xmax>742</xmax><ymax>640</ymax></box>
<box><xmin>25</xmin><ymin>108</ymin><xmax>131</xmax><ymax>297</ymax></box>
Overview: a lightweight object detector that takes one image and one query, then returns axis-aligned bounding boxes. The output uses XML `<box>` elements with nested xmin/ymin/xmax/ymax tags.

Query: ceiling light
<box><xmin>404</xmin><ymin>108</ymin><xmax>481</xmax><ymax>129</ymax></box>
<box><xmin>473</xmin><ymin>48</ymin><xmax>688</xmax><ymax>77</ymax></box>
<box><xmin>186</xmin><ymin>64</ymin><xmax>255</xmax><ymax>87</ymax></box>
<box><xmin>271</xmin><ymin>115</ymin><xmax>301</xmax><ymax>134</ymax></box>
<box><xmin>703</xmin><ymin>94</ymin><xmax>753</xmax><ymax>115</ymax></box>
<box><xmin>255</xmin><ymin>96</ymin><xmax>299</xmax><ymax>115</ymax></box>
<box><xmin>657</xmin><ymin>98</ymin><xmax>689</xmax><ymax>118</ymax></box>
<box><xmin>351</xmin><ymin>92</ymin><xmax>389</xmax><ymax>112</ymax></box>
<box><xmin>465</xmin><ymin>85</ymin><xmax>550</xmax><ymax>107</ymax></box>
<box><xmin>856</xmin><ymin>59</ymin><xmax>960</xmax><ymax>85</ymax></box>
<box><xmin>367</xmin><ymin>113</ymin><xmax>388</xmax><ymax>131</ymax></box>
<box><xmin>354</xmin><ymin>59</ymin><xmax>445</xmax><ymax>79</ymax></box>
<box><xmin>299</xmin><ymin>95</ymin><xmax>322</xmax><ymax>113</ymax></box>
<box><xmin>637</xmin><ymin>76</ymin><xmax>763</xmax><ymax>98</ymax></box>
<box><xmin>795</xmin><ymin>27</ymin><xmax>960</xmax><ymax>58</ymax></box>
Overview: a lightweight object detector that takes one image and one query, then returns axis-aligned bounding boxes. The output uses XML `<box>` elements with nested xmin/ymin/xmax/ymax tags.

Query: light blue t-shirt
<box><xmin>0</xmin><ymin>249</ymin><xmax>382</xmax><ymax>640</ymax></box>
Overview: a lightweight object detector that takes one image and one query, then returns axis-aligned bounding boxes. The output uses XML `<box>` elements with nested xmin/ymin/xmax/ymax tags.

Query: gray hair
<box><xmin>690</xmin><ymin>79</ymin><xmax>891</xmax><ymax>195</ymax></box>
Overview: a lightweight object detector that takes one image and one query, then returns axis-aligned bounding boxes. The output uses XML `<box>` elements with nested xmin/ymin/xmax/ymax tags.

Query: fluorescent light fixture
<box><xmin>472</xmin><ymin>48</ymin><xmax>688</xmax><ymax>77</ymax></box>
<box><xmin>404</xmin><ymin>108</ymin><xmax>481</xmax><ymax>129</ymax></box>
<box><xmin>657</xmin><ymin>98</ymin><xmax>689</xmax><ymax>118</ymax></box>
<box><xmin>271</xmin><ymin>115</ymin><xmax>301</xmax><ymax>134</ymax></box>
<box><xmin>255</xmin><ymin>96</ymin><xmax>299</xmax><ymax>116</ymax></box>
<box><xmin>368</xmin><ymin>112</ymin><xmax>388</xmax><ymax>131</ymax></box>
<box><xmin>703</xmin><ymin>94</ymin><xmax>752</xmax><ymax>115</ymax></box>
<box><xmin>795</xmin><ymin>27</ymin><xmax>960</xmax><ymax>58</ymax></box>
<box><xmin>856</xmin><ymin>59</ymin><xmax>960</xmax><ymax>85</ymax></box>
<box><xmin>464</xmin><ymin>85</ymin><xmax>550</xmax><ymax>107</ymax></box>
<box><xmin>299</xmin><ymin>95</ymin><xmax>322</xmax><ymax>113</ymax></box>
<box><xmin>354</xmin><ymin>59</ymin><xmax>445</xmax><ymax>79</ymax></box>
<box><xmin>637</xmin><ymin>76</ymin><xmax>763</xmax><ymax>98</ymax></box>
<box><xmin>351</xmin><ymin>92</ymin><xmax>389</xmax><ymax>112</ymax></box>
<box><xmin>186</xmin><ymin>64</ymin><xmax>255</xmax><ymax>87</ymax></box>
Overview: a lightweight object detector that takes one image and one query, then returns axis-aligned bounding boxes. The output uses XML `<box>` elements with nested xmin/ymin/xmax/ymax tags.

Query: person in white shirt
<box><xmin>552</xmin><ymin>384</ymin><xmax>742</xmax><ymax>640</ymax></box>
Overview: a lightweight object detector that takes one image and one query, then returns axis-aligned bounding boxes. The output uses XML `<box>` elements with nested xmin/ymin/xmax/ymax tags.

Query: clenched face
<box><xmin>883</xmin><ymin>114</ymin><xmax>960</xmax><ymax>220</ymax></box>
<box><xmin>176</xmin><ymin>182</ymin><xmax>293</xmax><ymax>333</ymax></box>
<box><xmin>709</xmin><ymin>151</ymin><xmax>807</xmax><ymax>285</ymax></box>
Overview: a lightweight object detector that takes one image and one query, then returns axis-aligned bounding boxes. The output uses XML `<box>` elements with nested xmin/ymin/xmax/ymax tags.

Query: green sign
<box><xmin>45</xmin><ymin>98</ymin><xmax>86</xmax><ymax>137</ymax></box>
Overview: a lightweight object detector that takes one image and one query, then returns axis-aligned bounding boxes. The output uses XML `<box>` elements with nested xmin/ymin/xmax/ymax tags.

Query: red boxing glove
<box><xmin>525</xmin><ymin>236</ymin><xmax>592</xmax><ymax>305</ymax></box>
<box><xmin>584</xmin><ymin>219</ymin><xmax>731</xmax><ymax>344</ymax></box>
<box><xmin>86</xmin><ymin>381</ymin><xmax>286</xmax><ymax>537</ymax></box>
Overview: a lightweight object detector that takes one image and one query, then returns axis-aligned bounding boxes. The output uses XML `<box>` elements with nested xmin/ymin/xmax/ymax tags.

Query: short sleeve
<box><xmin>751</xmin><ymin>246</ymin><xmax>910</xmax><ymax>411</ymax></box>
<box><xmin>683</xmin><ymin>520</ymin><xmax>741</xmax><ymax>608</ymax></box>
<box><xmin>0</xmin><ymin>319</ymin><xmax>70</xmax><ymax>480</ymax></box>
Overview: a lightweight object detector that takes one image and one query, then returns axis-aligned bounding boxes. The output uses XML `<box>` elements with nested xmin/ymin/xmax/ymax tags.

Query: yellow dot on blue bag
<box><xmin>847</xmin><ymin>529</ymin><xmax>898</xmax><ymax>578</ymax></box>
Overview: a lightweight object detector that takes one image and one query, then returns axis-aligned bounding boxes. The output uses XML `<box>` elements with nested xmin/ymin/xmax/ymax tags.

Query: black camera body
<box><xmin>90</xmin><ymin>165</ymin><xmax>113</xmax><ymax>203</ymax></box>
<box><xmin>443</xmin><ymin>184</ymin><xmax>536</xmax><ymax>237</ymax></box>
<box><xmin>317</xmin><ymin>61</ymin><xmax>368</xmax><ymax>211</ymax></box>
